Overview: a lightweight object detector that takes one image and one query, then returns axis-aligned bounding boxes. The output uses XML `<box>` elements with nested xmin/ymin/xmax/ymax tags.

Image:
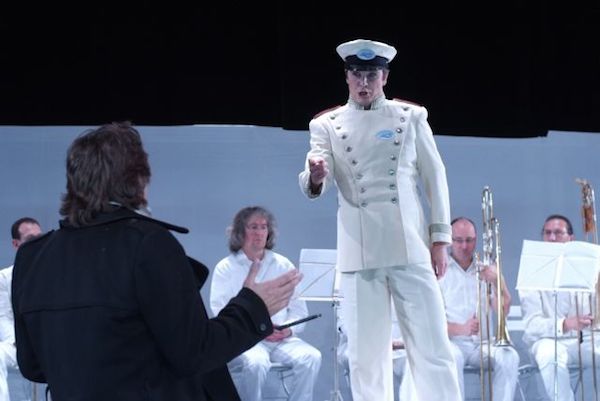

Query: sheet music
<box><xmin>297</xmin><ymin>248</ymin><xmax>339</xmax><ymax>301</ymax></box>
<box><xmin>517</xmin><ymin>240</ymin><xmax>600</xmax><ymax>292</ymax></box>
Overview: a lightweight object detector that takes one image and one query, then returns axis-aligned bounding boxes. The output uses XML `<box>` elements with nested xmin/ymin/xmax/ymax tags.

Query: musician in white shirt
<box><xmin>439</xmin><ymin>217</ymin><xmax>519</xmax><ymax>401</ymax></box>
<box><xmin>520</xmin><ymin>214</ymin><xmax>600</xmax><ymax>401</ymax></box>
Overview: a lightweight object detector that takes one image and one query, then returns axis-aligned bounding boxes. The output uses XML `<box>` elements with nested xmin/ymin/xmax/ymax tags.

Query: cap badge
<box><xmin>356</xmin><ymin>48</ymin><xmax>376</xmax><ymax>60</ymax></box>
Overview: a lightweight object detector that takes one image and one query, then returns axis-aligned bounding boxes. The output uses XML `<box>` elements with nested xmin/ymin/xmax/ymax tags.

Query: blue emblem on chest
<box><xmin>376</xmin><ymin>130</ymin><xmax>394</xmax><ymax>140</ymax></box>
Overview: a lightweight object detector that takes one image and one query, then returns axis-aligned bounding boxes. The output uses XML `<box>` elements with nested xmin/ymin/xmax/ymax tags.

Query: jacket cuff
<box><xmin>229</xmin><ymin>288</ymin><xmax>273</xmax><ymax>336</ymax></box>
<box><xmin>429</xmin><ymin>223</ymin><xmax>451</xmax><ymax>244</ymax></box>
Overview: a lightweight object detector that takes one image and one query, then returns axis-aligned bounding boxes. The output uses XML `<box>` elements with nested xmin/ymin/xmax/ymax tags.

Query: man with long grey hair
<box><xmin>211</xmin><ymin>206</ymin><xmax>321</xmax><ymax>401</ymax></box>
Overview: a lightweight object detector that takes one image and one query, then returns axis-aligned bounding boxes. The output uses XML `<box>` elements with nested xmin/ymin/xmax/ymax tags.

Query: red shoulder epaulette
<box><xmin>313</xmin><ymin>105</ymin><xmax>342</xmax><ymax>119</ymax></box>
<box><xmin>392</xmin><ymin>98</ymin><xmax>421</xmax><ymax>107</ymax></box>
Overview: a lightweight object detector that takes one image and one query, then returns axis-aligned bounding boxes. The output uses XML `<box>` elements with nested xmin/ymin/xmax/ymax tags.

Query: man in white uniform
<box><xmin>298</xmin><ymin>38</ymin><xmax>460</xmax><ymax>401</ymax></box>
<box><xmin>210</xmin><ymin>206</ymin><xmax>321</xmax><ymax>401</ymax></box>
<box><xmin>1</xmin><ymin>217</ymin><xmax>42</xmax><ymax>401</ymax></box>
<box><xmin>519</xmin><ymin>214</ymin><xmax>600</xmax><ymax>401</ymax></box>
<box><xmin>440</xmin><ymin>217</ymin><xmax>519</xmax><ymax>401</ymax></box>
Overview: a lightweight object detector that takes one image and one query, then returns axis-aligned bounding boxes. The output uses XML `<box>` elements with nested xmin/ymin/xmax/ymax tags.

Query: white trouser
<box><xmin>227</xmin><ymin>336</ymin><xmax>321</xmax><ymax>401</ymax></box>
<box><xmin>449</xmin><ymin>339</ymin><xmax>520</xmax><ymax>401</ymax></box>
<box><xmin>341</xmin><ymin>264</ymin><xmax>461</xmax><ymax>401</ymax></box>
<box><xmin>532</xmin><ymin>337</ymin><xmax>600</xmax><ymax>401</ymax></box>
<box><xmin>0</xmin><ymin>341</ymin><xmax>16</xmax><ymax>401</ymax></box>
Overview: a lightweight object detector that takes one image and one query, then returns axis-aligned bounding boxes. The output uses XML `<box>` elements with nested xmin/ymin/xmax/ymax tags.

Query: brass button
<box><xmin>356</xmin><ymin>173</ymin><xmax>363</xmax><ymax>180</ymax></box>
<box><xmin>400</xmin><ymin>117</ymin><xmax>406</xmax><ymax>123</ymax></box>
<box><xmin>391</xmin><ymin>197</ymin><xmax>398</xmax><ymax>204</ymax></box>
<box><xmin>394</xmin><ymin>139</ymin><xmax>401</xmax><ymax>146</ymax></box>
<box><xmin>351</xmin><ymin>159</ymin><xmax>358</xmax><ymax>165</ymax></box>
<box><xmin>345</xmin><ymin>146</ymin><xmax>352</xmax><ymax>152</ymax></box>
<box><xmin>390</xmin><ymin>155</ymin><xmax>397</xmax><ymax>161</ymax></box>
<box><xmin>361</xmin><ymin>202</ymin><xmax>368</xmax><ymax>207</ymax></box>
<box><xmin>360</xmin><ymin>187</ymin><xmax>366</xmax><ymax>193</ymax></box>
<box><xmin>396</xmin><ymin>127</ymin><xmax>403</xmax><ymax>133</ymax></box>
<box><xmin>389</xmin><ymin>184</ymin><xmax>397</xmax><ymax>190</ymax></box>
<box><xmin>341</xmin><ymin>134</ymin><xmax>348</xmax><ymax>139</ymax></box>
<box><xmin>389</xmin><ymin>169</ymin><xmax>396</xmax><ymax>176</ymax></box>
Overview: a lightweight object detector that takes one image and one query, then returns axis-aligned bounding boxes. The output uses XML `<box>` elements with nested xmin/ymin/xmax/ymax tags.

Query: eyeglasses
<box><xmin>452</xmin><ymin>237</ymin><xmax>476</xmax><ymax>244</ymax></box>
<box><xmin>542</xmin><ymin>229</ymin><xmax>569</xmax><ymax>237</ymax></box>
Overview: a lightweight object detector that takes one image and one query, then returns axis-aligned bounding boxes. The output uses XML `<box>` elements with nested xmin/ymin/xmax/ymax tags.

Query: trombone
<box><xmin>477</xmin><ymin>186</ymin><xmax>512</xmax><ymax>401</ymax></box>
<box><xmin>481</xmin><ymin>186</ymin><xmax>511</xmax><ymax>348</ymax></box>
<box><xmin>575</xmin><ymin>178</ymin><xmax>599</xmax><ymax>401</ymax></box>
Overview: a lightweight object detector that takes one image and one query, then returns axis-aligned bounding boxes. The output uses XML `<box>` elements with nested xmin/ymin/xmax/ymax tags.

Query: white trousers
<box><xmin>449</xmin><ymin>339</ymin><xmax>520</xmax><ymax>401</ymax></box>
<box><xmin>341</xmin><ymin>264</ymin><xmax>461</xmax><ymax>401</ymax></box>
<box><xmin>0</xmin><ymin>341</ymin><xmax>16</xmax><ymax>401</ymax></box>
<box><xmin>227</xmin><ymin>336</ymin><xmax>321</xmax><ymax>401</ymax></box>
<box><xmin>532</xmin><ymin>337</ymin><xmax>600</xmax><ymax>401</ymax></box>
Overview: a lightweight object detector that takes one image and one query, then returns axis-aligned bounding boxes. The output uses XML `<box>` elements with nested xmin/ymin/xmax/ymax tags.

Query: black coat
<box><xmin>12</xmin><ymin>208</ymin><xmax>272</xmax><ymax>401</ymax></box>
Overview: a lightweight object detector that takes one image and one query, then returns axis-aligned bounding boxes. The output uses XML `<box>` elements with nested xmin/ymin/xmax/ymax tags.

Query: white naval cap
<box><xmin>336</xmin><ymin>39</ymin><xmax>397</xmax><ymax>70</ymax></box>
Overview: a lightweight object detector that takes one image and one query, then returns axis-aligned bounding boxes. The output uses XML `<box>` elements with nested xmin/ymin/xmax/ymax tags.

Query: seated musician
<box><xmin>210</xmin><ymin>206</ymin><xmax>321</xmax><ymax>401</ymax></box>
<box><xmin>519</xmin><ymin>214</ymin><xmax>600</xmax><ymax>401</ymax></box>
<box><xmin>439</xmin><ymin>217</ymin><xmax>519</xmax><ymax>401</ymax></box>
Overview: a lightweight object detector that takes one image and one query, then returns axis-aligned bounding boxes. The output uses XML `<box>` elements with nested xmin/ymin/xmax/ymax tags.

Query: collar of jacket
<box><xmin>58</xmin><ymin>206</ymin><xmax>189</xmax><ymax>234</ymax></box>
<box><xmin>347</xmin><ymin>95</ymin><xmax>386</xmax><ymax>110</ymax></box>
<box><xmin>58</xmin><ymin>207</ymin><xmax>210</xmax><ymax>286</ymax></box>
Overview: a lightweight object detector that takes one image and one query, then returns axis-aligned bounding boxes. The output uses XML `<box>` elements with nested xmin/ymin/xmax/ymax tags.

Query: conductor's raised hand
<box><xmin>243</xmin><ymin>260</ymin><xmax>302</xmax><ymax>316</ymax></box>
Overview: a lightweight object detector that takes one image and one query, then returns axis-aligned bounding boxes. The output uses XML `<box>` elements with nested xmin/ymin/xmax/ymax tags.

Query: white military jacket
<box><xmin>299</xmin><ymin>96</ymin><xmax>451</xmax><ymax>272</ymax></box>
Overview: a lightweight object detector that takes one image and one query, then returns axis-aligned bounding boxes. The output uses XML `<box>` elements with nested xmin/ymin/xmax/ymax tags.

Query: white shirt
<box><xmin>210</xmin><ymin>250</ymin><xmax>309</xmax><ymax>334</ymax></box>
<box><xmin>520</xmin><ymin>289</ymin><xmax>591</xmax><ymax>346</ymax></box>
<box><xmin>439</xmin><ymin>256</ymin><xmax>485</xmax><ymax>342</ymax></box>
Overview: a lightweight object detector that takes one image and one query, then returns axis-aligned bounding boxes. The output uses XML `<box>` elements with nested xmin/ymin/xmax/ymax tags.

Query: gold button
<box><xmin>396</xmin><ymin>127</ymin><xmax>403</xmax><ymax>133</ymax></box>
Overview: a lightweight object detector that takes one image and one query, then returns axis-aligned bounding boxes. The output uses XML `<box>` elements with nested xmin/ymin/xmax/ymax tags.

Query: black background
<box><xmin>2</xmin><ymin>4</ymin><xmax>599</xmax><ymax>137</ymax></box>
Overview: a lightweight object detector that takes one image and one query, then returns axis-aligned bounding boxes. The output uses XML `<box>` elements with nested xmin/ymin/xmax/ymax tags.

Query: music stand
<box><xmin>297</xmin><ymin>248</ymin><xmax>343</xmax><ymax>401</ymax></box>
<box><xmin>516</xmin><ymin>240</ymin><xmax>600</xmax><ymax>401</ymax></box>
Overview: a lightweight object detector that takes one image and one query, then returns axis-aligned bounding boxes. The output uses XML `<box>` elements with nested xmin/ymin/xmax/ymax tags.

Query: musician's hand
<box><xmin>479</xmin><ymin>263</ymin><xmax>498</xmax><ymax>284</ymax></box>
<box><xmin>265</xmin><ymin>327</ymin><xmax>291</xmax><ymax>342</ymax></box>
<box><xmin>464</xmin><ymin>315</ymin><xmax>480</xmax><ymax>336</ymax></box>
<box><xmin>243</xmin><ymin>261</ymin><xmax>302</xmax><ymax>316</ymax></box>
<box><xmin>563</xmin><ymin>315</ymin><xmax>593</xmax><ymax>332</ymax></box>
<box><xmin>431</xmin><ymin>242</ymin><xmax>448</xmax><ymax>278</ymax></box>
